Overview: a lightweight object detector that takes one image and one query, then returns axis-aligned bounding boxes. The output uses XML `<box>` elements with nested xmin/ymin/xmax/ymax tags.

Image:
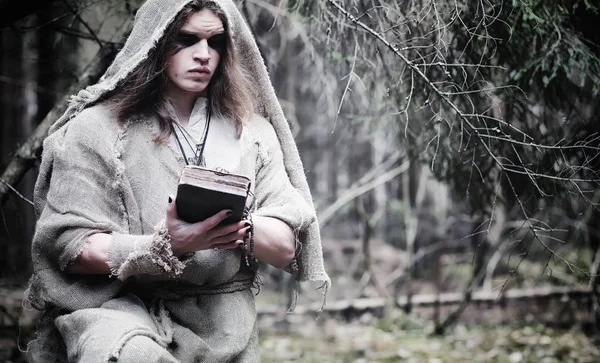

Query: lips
<box><xmin>190</xmin><ymin>66</ymin><xmax>210</xmax><ymax>74</ymax></box>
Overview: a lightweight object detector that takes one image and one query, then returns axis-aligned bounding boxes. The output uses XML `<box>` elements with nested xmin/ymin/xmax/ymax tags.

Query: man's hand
<box><xmin>166</xmin><ymin>195</ymin><xmax>250</xmax><ymax>256</ymax></box>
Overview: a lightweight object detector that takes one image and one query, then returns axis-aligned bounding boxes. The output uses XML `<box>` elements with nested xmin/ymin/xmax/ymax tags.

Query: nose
<box><xmin>193</xmin><ymin>40</ymin><xmax>211</xmax><ymax>63</ymax></box>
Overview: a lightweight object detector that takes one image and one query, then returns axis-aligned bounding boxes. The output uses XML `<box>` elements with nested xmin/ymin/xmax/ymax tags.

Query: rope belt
<box><xmin>124</xmin><ymin>278</ymin><xmax>254</xmax><ymax>301</ymax></box>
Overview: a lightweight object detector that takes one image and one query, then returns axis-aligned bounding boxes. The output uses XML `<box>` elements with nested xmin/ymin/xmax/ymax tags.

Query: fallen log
<box><xmin>258</xmin><ymin>285</ymin><xmax>594</xmax><ymax>320</ymax></box>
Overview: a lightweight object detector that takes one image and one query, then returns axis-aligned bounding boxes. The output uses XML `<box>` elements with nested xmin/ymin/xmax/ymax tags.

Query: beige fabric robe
<box><xmin>27</xmin><ymin>104</ymin><xmax>314</xmax><ymax>362</ymax></box>
<box><xmin>25</xmin><ymin>0</ymin><xmax>331</xmax><ymax>361</ymax></box>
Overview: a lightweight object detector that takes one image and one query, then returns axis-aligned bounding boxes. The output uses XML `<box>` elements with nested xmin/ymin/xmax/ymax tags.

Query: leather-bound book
<box><xmin>175</xmin><ymin>165</ymin><xmax>251</xmax><ymax>225</ymax></box>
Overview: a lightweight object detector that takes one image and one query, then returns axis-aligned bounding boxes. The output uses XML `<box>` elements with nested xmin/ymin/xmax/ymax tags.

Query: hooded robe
<box><xmin>24</xmin><ymin>0</ymin><xmax>330</xmax><ymax>362</ymax></box>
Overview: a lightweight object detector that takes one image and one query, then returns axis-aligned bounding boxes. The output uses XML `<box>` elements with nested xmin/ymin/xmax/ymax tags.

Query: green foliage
<box><xmin>406</xmin><ymin>0</ymin><xmax>600</xmax><ymax>217</ymax></box>
<box><xmin>499</xmin><ymin>0</ymin><xmax>600</xmax><ymax>96</ymax></box>
<box><xmin>308</xmin><ymin>0</ymin><xmax>600</xmax><ymax>282</ymax></box>
<box><xmin>375</xmin><ymin>309</ymin><xmax>428</xmax><ymax>333</ymax></box>
<box><xmin>260</xmin><ymin>317</ymin><xmax>600</xmax><ymax>362</ymax></box>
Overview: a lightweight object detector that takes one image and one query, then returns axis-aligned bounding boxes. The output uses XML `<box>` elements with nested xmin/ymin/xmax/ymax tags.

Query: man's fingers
<box><xmin>198</xmin><ymin>209</ymin><xmax>232</xmax><ymax>232</ymax></box>
<box><xmin>211</xmin><ymin>220</ymin><xmax>248</xmax><ymax>238</ymax></box>
<box><xmin>211</xmin><ymin>227</ymin><xmax>249</xmax><ymax>246</ymax></box>
<box><xmin>213</xmin><ymin>240</ymin><xmax>243</xmax><ymax>250</ymax></box>
<box><xmin>166</xmin><ymin>195</ymin><xmax>178</xmax><ymax>221</ymax></box>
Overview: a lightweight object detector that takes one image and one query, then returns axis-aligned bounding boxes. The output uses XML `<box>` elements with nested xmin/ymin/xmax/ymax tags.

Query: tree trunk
<box><xmin>0</xmin><ymin>43</ymin><xmax>119</xmax><ymax>205</ymax></box>
<box><xmin>0</xmin><ymin>25</ymin><xmax>29</xmax><ymax>278</ymax></box>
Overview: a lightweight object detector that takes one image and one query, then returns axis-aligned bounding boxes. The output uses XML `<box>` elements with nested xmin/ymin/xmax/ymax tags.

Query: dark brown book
<box><xmin>175</xmin><ymin>165</ymin><xmax>251</xmax><ymax>225</ymax></box>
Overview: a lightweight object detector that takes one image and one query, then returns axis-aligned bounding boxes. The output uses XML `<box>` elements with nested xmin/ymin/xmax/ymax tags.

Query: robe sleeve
<box><xmin>32</xmin><ymin>114</ymin><xmax>186</xmax><ymax>286</ymax></box>
<box><xmin>251</xmin><ymin>118</ymin><xmax>316</xmax><ymax>273</ymax></box>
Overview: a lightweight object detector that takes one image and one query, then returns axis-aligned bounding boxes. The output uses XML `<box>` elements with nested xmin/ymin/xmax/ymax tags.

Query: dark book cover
<box><xmin>175</xmin><ymin>166</ymin><xmax>251</xmax><ymax>225</ymax></box>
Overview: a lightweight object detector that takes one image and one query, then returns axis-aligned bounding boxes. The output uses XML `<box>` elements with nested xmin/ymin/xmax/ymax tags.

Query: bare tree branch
<box><xmin>318</xmin><ymin>161</ymin><xmax>409</xmax><ymax>225</ymax></box>
<box><xmin>324</xmin><ymin>0</ymin><xmax>597</xmax><ymax>282</ymax></box>
<box><xmin>61</xmin><ymin>0</ymin><xmax>104</xmax><ymax>48</ymax></box>
<box><xmin>333</xmin><ymin>36</ymin><xmax>358</xmax><ymax>130</ymax></box>
<box><xmin>0</xmin><ymin>178</ymin><xmax>34</xmax><ymax>207</ymax></box>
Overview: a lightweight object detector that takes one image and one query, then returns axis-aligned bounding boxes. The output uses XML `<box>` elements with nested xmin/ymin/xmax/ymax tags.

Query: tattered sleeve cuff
<box><xmin>107</xmin><ymin>227</ymin><xmax>193</xmax><ymax>281</ymax></box>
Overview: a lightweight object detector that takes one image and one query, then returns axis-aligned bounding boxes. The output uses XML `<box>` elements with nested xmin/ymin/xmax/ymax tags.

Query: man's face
<box><xmin>165</xmin><ymin>9</ymin><xmax>225</xmax><ymax>98</ymax></box>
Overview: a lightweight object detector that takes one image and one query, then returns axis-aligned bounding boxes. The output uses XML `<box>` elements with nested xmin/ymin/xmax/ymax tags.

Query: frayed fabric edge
<box><xmin>108</xmin><ymin>226</ymin><xmax>192</xmax><ymax>281</ymax></box>
<box><xmin>147</xmin><ymin>227</ymin><xmax>187</xmax><ymax>277</ymax></box>
<box><xmin>286</xmin><ymin>277</ymin><xmax>331</xmax><ymax>319</ymax></box>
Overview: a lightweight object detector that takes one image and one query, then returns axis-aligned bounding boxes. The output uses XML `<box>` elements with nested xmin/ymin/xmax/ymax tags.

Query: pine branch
<box><xmin>324</xmin><ymin>0</ymin><xmax>596</xmax><ymax>282</ymax></box>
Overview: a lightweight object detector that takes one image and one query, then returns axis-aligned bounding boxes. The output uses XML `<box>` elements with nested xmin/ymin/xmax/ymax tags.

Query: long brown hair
<box><xmin>109</xmin><ymin>0</ymin><xmax>253</xmax><ymax>141</ymax></box>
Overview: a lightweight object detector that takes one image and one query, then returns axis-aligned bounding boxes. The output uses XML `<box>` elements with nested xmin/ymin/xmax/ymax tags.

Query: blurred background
<box><xmin>1</xmin><ymin>0</ymin><xmax>599</xmax><ymax>362</ymax></box>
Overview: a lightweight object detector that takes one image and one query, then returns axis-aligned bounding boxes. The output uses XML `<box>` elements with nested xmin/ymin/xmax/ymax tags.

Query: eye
<box><xmin>175</xmin><ymin>34</ymin><xmax>199</xmax><ymax>48</ymax></box>
<box><xmin>207</xmin><ymin>34</ymin><xmax>226</xmax><ymax>51</ymax></box>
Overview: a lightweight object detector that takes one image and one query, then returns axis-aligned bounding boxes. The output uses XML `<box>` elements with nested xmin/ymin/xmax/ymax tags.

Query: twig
<box><xmin>318</xmin><ymin>161</ymin><xmax>409</xmax><ymax>225</ymax></box>
<box><xmin>0</xmin><ymin>179</ymin><xmax>33</xmax><ymax>207</ymax></box>
<box><xmin>62</xmin><ymin>0</ymin><xmax>104</xmax><ymax>48</ymax></box>
<box><xmin>324</xmin><ymin>0</ymin><xmax>596</xmax><ymax>278</ymax></box>
<box><xmin>333</xmin><ymin>36</ymin><xmax>359</xmax><ymax>131</ymax></box>
<box><xmin>383</xmin><ymin>239</ymin><xmax>468</xmax><ymax>288</ymax></box>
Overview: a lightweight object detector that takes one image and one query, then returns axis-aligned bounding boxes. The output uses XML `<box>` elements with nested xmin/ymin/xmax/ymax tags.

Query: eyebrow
<box><xmin>179</xmin><ymin>29</ymin><xmax>225</xmax><ymax>38</ymax></box>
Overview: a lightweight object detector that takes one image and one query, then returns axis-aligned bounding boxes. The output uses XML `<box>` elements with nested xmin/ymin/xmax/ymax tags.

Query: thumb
<box><xmin>166</xmin><ymin>195</ymin><xmax>178</xmax><ymax>220</ymax></box>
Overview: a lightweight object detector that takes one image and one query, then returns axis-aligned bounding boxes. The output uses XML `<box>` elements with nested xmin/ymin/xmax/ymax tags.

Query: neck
<box><xmin>165</xmin><ymin>85</ymin><xmax>207</xmax><ymax>127</ymax></box>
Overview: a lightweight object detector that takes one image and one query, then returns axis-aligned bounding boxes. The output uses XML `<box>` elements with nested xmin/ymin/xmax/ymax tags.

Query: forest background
<box><xmin>1</xmin><ymin>0</ymin><xmax>599</xmax><ymax>362</ymax></box>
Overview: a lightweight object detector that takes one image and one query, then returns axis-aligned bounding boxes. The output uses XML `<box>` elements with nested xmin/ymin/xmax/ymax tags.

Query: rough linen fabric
<box><xmin>24</xmin><ymin>0</ymin><xmax>330</xmax><ymax>362</ymax></box>
<box><xmin>27</xmin><ymin>104</ymin><xmax>315</xmax><ymax>362</ymax></box>
<box><xmin>49</xmin><ymin>0</ymin><xmax>330</xmax><ymax>290</ymax></box>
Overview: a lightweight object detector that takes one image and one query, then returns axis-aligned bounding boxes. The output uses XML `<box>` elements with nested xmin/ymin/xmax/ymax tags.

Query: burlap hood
<box><xmin>46</xmin><ymin>0</ymin><xmax>330</xmax><ymax>302</ymax></box>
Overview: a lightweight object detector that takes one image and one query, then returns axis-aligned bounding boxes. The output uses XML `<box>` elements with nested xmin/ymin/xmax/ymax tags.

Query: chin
<box><xmin>186</xmin><ymin>83</ymin><xmax>210</xmax><ymax>94</ymax></box>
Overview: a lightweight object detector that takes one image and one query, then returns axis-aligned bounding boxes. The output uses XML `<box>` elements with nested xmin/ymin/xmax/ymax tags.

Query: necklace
<box><xmin>171</xmin><ymin>100</ymin><xmax>212</xmax><ymax>166</ymax></box>
<box><xmin>173</xmin><ymin>122</ymin><xmax>201</xmax><ymax>160</ymax></box>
